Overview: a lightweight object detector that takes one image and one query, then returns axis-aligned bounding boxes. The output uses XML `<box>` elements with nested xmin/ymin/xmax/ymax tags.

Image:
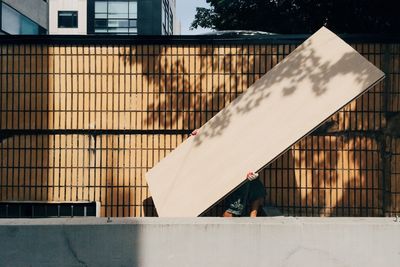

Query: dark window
<box><xmin>95</xmin><ymin>18</ymin><xmax>107</xmax><ymax>27</ymax></box>
<box><xmin>58</xmin><ymin>11</ymin><xmax>78</xmax><ymax>28</ymax></box>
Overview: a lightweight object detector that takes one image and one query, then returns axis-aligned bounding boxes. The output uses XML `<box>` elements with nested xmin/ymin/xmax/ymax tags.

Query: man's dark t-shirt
<box><xmin>225</xmin><ymin>179</ymin><xmax>266</xmax><ymax>216</ymax></box>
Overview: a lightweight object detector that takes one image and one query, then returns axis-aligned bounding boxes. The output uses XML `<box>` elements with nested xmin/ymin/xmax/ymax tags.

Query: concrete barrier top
<box><xmin>0</xmin><ymin>216</ymin><xmax>398</xmax><ymax>226</ymax></box>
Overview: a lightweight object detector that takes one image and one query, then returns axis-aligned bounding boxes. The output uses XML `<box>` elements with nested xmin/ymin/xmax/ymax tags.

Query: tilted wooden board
<box><xmin>146</xmin><ymin>27</ymin><xmax>385</xmax><ymax>217</ymax></box>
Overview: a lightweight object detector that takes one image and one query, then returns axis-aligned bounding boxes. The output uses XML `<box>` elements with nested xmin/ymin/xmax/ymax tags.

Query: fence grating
<box><xmin>0</xmin><ymin>38</ymin><xmax>399</xmax><ymax>217</ymax></box>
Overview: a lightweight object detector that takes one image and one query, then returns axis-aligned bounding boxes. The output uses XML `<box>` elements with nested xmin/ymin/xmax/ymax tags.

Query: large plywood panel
<box><xmin>146</xmin><ymin>27</ymin><xmax>385</xmax><ymax>217</ymax></box>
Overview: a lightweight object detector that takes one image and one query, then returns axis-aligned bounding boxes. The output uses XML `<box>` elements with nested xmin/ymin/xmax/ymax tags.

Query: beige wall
<box><xmin>49</xmin><ymin>0</ymin><xmax>87</xmax><ymax>34</ymax></box>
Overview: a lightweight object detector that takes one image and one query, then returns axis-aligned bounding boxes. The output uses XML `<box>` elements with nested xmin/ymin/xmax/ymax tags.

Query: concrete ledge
<box><xmin>1</xmin><ymin>217</ymin><xmax>399</xmax><ymax>267</ymax></box>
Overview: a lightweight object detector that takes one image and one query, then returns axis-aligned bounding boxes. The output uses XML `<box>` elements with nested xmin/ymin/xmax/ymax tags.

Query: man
<box><xmin>222</xmin><ymin>172</ymin><xmax>266</xmax><ymax>217</ymax></box>
<box><xmin>189</xmin><ymin>129</ymin><xmax>266</xmax><ymax>217</ymax></box>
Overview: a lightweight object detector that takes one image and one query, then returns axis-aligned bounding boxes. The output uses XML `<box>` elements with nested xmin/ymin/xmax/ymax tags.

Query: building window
<box><xmin>94</xmin><ymin>0</ymin><xmax>137</xmax><ymax>35</ymax></box>
<box><xmin>1</xmin><ymin>2</ymin><xmax>46</xmax><ymax>34</ymax></box>
<box><xmin>58</xmin><ymin>11</ymin><xmax>78</xmax><ymax>28</ymax></box>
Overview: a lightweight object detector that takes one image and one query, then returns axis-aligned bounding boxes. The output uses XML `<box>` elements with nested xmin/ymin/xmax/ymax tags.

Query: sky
<box><xmin>176</xmin><ymin>0</ymin><xmax>212</xmax><ymax>35</ymax></box>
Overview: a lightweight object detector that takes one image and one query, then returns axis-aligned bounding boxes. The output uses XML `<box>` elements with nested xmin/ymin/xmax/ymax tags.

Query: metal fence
<box><xmin>0</xmin><ymin>35</ymin><xmax>399</xmax><ymax>217</ymax></box>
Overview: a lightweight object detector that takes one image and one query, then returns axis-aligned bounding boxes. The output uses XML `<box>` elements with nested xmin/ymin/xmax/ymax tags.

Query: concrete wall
<box><xmin>172</xmin><ymin>0</ymin><xmax>181</xmax><ymax>34</ymax></box>
<box><xmin>2</xmin><ymin>0</ymin><xmax>48</xmax><ymax>29</ymax></box>
<box><xmin>1</xmin><ymin>217</ymin><xmax>399</xmax><ymax>267</ymax></box>
<box><xmin>49</xmin><ymin>0</ymin><xmax>87</xmax><ymax>34</ymax></box>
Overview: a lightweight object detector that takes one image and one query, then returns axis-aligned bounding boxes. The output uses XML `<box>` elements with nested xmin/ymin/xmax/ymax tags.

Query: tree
<box><xmin>191</xmin><ymin>0</ymin><xmax>400</xmax><ymax>34</ymax></box>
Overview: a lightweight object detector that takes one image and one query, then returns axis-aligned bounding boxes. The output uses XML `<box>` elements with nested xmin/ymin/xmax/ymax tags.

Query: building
<box><xmin>49</xmin><ymin>0</ymin><xmax>180</xmax><ymax>35</ymax></box>
<box><xmin>0</xmin><ymin>0</ymin><xmax>48</xmax><ymax>35</ymax></box>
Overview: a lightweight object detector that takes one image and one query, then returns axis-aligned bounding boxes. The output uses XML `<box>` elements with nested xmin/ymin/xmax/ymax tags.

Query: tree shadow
<box><xmin>274</xmin><ymin>134</ymin><xmax>382</xmax><ymax>217</ymax></box>
<box><xmin>328</xmin><ymin>135</ymin><xmax>382</xmax><ymax>216</ymax></box>
<box><xmin>188</xmin><ymin>35</ymin><xmax>381</xmax><ymax>147</ymax></box>
<box><xmin>288</xmin><ymin>136</ymin><xmax>342</xmax><ymax>216</ymax></box>
<box><xmin>118</xmin><ymin>33</ymin><xmax>385</xmax><ymax>217</ymax></box>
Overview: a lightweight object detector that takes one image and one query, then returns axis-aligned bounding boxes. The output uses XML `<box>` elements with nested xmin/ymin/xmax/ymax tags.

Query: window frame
<box><xmin>93</xmin><ymin>0</ymin><xmax>138</xmax><ymax>35</ymax></box>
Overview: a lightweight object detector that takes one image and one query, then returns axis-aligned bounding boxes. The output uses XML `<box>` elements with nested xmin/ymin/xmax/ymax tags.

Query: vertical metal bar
<box><xmin>328</xmin><ymin>135</ymin><xmax>332</xmax><ymax>216</ymax></box>
<box><xmin>57</xmin><ymin>45</ymin><xmax>61</xmax><ymax>202</ymax></box>
<box><xmin>93</xmin><ymin>45</ymin><xmax>98</xmax><ymax>205</ymax></box>
<box><xmin>69</xmin><ymin>45</ymin><xmax>74</xmax><ymax>203</ymax></box>
<box><xmin>127</xmin><ymin>45</ymin><xmax>132</xmax><ymax>216</ymax></box>
<box><xmin>381</xmin><ymin>43</ymin><xmax>392</xmax><ymax>216</ymax></box>
<box><xmin>147</xmin><ymin>44</ymin><xmax>151</xmax><ymax>217</ymax></box>
<box><xmin>335</xmin><ymin>135</ymin><xmax>339</xmax><ymax>216</ymax></box>
<box><xmin>105</xmin><ymin>45</ymin><xmax>109</xmax><ymax>217</ymax></box>
<box><xmin>62</xmin><ymin>79</ymin><xmax>67</xmax><ymax>204</ymax></box>
<box><xmin>346</xmin><ymin>112</ymin><xmax>351</xmax><ymax>216</ymax></box>
<box><xmin>297</xmin><ymin>141</ymin><xmax>302</xmax><ymax>216</ymax></box>
<box><xmin>34</xmin><ymin>43</ymin><xmax>39</xmax><ymax>202</ymax></box>
<box><xmin>322</xmin><ymin>136</ymin><xmax>326</xmax><ymax>216</ymax></box>
<box><xmin>139</xmin><ymin>45</ymin><xmax>145</xmax><ymax>217</ymax></box>
<box><xmin>211</xmin><ymin>43</ymin><xmax>214</xmax><ymax>118</ymax></box>
<box><xmin>122</xmin><ymin>45</ymin><xmax>127</xmax><ymax>217</ymax></box>
<box><xmin>40</xmin><ymin>45</ymin><xmax>45</xmax><ymax>202</ymax></box>
<box><xmin>356</xmin><ymin>44</ymin><xmax>362</xmax><ymax>215</ymax></box>
<box><xmin>16</xmin><ymin>44</ymin><xmax>22</xmax><ymax>201</ymax></box>
<box><xmin>309</xmin><ymin>136</ymin><xmax>314</xmax><ymax>216</ymax></box>
<box><xmin>133</xmin><ymin>44</ymin><xmax>138</xmax><ymax>217</ymax></box>
<box><xmin>0</xmin><ymin>45</ymin><xmax>2</xmax><ymax>203</ymax></box>
<box><xmin>0</xmin><ymin>42</ymin><xmax>2</xmax><ymax>132</ymax></box>
<box><xmin>115</xmin><ymin>45</ymin><xmax>120</xmax><ymax>217</ymax></box>
<box><xmin>99</xmin><ymin>134</ymin><xmax>103</xmax><ymax>216</ymax></box>
<box><xmin>11</xmin><ymin>44</ymin><xmax>17</xmax><ymax>201</ymax></box>
<box><xmin>5</xmin><ymin>45</ymin><xmax>9</xmax><ymax>201</ymax></box>
<box><xmin>51</xmin><ymin>45</ymin><xmax>56</xmax><ymax>203</ymax></box>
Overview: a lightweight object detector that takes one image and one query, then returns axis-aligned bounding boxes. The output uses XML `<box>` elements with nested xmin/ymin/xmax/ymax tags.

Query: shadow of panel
<box><xmin>132</xmin><ymin>134</ymin><xmax>185</xmax><ymax>217</ymax></box>
<box><xmin>88</xmin><ymin>133</ymin><xmax>185</xmax><ymax>218</ymax></box>
<box><xmin>0</xmin><ymin>135</ymin><xmax>49</xmax><ymax>201</ymax></box>
<box><xmin>142</xmin><ymin>197</ymin><xmax>158</xmax><ymax>217</ymax></box>
<box><xmin>0</xmin><ymin>44</ymin><xmax>49</xmax><ymax>203</ymax></box>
